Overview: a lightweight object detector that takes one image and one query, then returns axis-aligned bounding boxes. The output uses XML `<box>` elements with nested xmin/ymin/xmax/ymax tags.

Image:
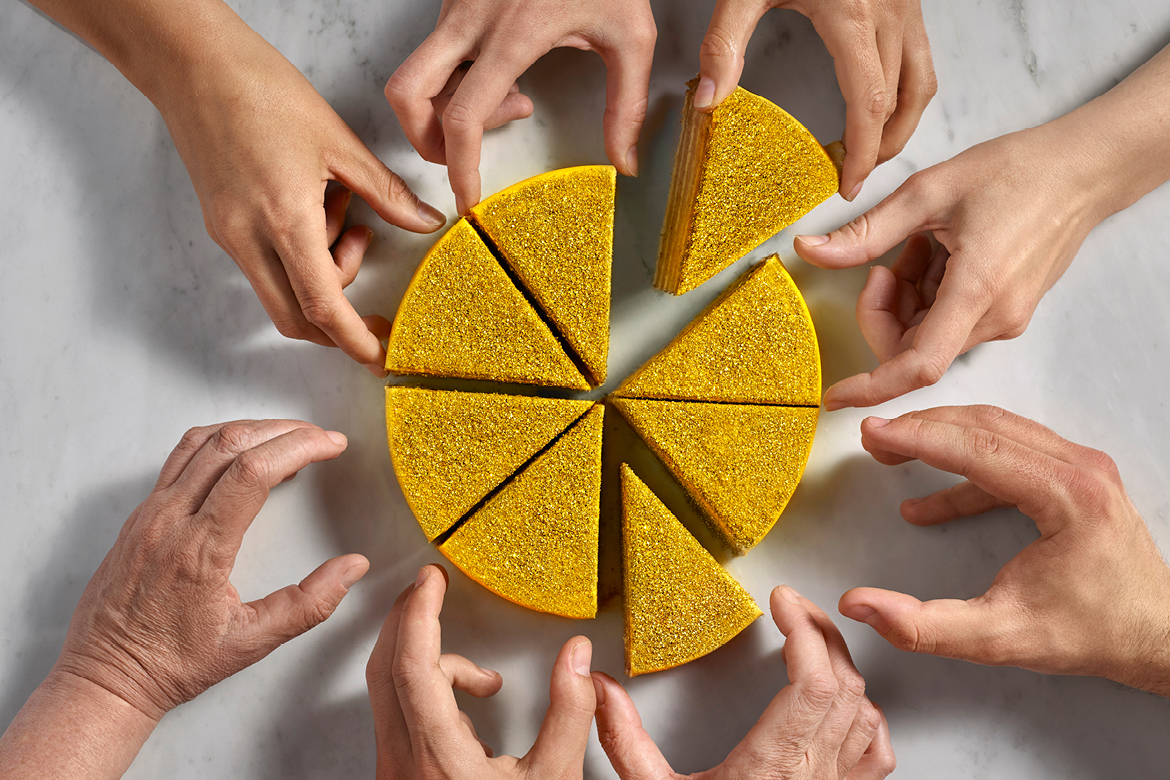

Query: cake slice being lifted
<box><xmin>613</xmin><ymin>398</ymin><xmax>817</xmax><ymax>553</ymax></box>
<box><xmin>621</xmin><ymin>465</ymin><xmax>761</xmax><ymax>675</ymax></box>
<box><xmin>385</xmin><ymin>218</ymin><xmax>588</xmax><ymax>390</ymax></box>
<box><xmin>439</xmin><ymin>405</ymin><xmax>604</xmax><ymax>619</ymax></box>
<box><xmin>616</xmin><ymin>257</ymin><xmax>821</xmax><ymax>407</ymax></box>
<box><xmin>385</xmin><ymin>387</ymin><xmax>592</xmax><ymax>542</ymax></box>
<box><xmin>470</xmin><ymin>166</ymin><xmax>615</xmax><ymax>386</ymax></box>
<box><xmin>656</xmin><ymin>79</ymin><xmax>839</xmax><ymax>295</ymax></box>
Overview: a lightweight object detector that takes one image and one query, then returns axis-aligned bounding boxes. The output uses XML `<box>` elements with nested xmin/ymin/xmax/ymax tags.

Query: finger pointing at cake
<box><xmin>696</xmin><ymin>0</ymin><xmax>937</xmax><ymax>200</ymax></box>
<box><xmin>387</xmin><ymin>0</ymin><xmax>656</xmax><ymax>214</ymax></box>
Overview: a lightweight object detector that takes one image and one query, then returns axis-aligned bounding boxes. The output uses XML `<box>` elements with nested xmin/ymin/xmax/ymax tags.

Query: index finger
<box><xmin>824</xmin><ymin>268</ymin><xmax>988</xmax><ymax>409</ymax></box>
<box><xmin>273</xmin><ymin>220</ymin><xmax>386</xmax><ymax>369</ymax></box>
<box><xmin>386</xmin><ymin>28</ymin><xmax>473</xmax><ymax>164</ymax></box>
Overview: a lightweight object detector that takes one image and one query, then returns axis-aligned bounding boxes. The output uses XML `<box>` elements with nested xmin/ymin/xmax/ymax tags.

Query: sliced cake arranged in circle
<box><xmin>470</xmin><ymin>165</ymin><xmax>615</xmax><ymax>386</ymax></box>
<box><xmin>385</xmin><ymin>386</ymin><xmax>592</xmax><ymax>542</ymax></box>
<box><xmin>621</xmin><ymin>464</ymin><xmax>762</xmax><ymax>676</ymax></box>
<box><xmin>656</xmin><ymin>79</ymin><xmax>839</xmax><ymax>295</ymax></box>
<box><xmin>439</xmin><ymin>405</ymin><xmax>604</xmax><ymax>619</ymax></box>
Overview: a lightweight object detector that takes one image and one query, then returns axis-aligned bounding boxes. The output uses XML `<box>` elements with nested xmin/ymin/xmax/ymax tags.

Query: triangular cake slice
<box><xmin>621</xmin><ymin>465</ymin><xmax>761</xmax><ymax>675</ymax></box>
<box><xmin>385</xmin><ymin>218</ymin><xmax>588</xmax><ymax>389</ymax></box>
<box><xmin>470</xmin><ymin>166</ymin><xmax>615</xmax><ymax>386</ymax></box>
<box><xmin>613</xmin><ymin>398</ymin><xmax>817</xmax><ymax>553</ymax></box>
<box><xmin>616</xmin><ymin>257</ymin><xmax>820</xmax><ymax>406</ymax></box>
<box><xmin>386</xmin><ymin>387</ymin><xmax>592</xmax><ymax>541</ymax></box>
<box><xmin>439</xmin><ymin>405</ymin><xmax>604</xmax><ymax>619</ymax></box>
<box><xmin>656</xmin><ymin>80</ymin><xmax>839</xmax><ymax>295</ymax></box>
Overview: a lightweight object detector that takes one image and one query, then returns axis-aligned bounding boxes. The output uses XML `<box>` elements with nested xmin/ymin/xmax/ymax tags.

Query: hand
<box><xmin>53</xmin><ymin>419</ymin><xmax>370</xmax><ymax>720</ymax></box>
<box><xmin>840</xmin><ymin>406</ymin><xmax>1170</xmax><ymax>697</ymax></box>
<box><xmin>155</xmin><ymin>19</ymin><xmax>447</xmax><ymax>374</ymax></box>
<box><xmin>794</xmin><ymin>125</ymin><xmax>1100</xmax><ymax>409</ymax></box>
<box><xmin>367</xmin><ymin>564</ymin><xmax>596</xmax><ymax>779</ymax></box>
<box><xmin>696</xmin><ymin>0</ymin><xmax>936</xmax><ymax>200</ymax></box>
<box><xmin>594</xmin><ymin>587</ymin><xmax>895</xmax><ymax>780</ymax></box>
<box><xmin>386</xmin><ymin>0</ymin><xmax>656</xmax><ymax>214</ymax></box>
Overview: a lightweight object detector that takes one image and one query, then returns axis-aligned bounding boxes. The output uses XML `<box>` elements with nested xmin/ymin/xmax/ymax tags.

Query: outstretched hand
<box><xmin>367</xmin><ymin>564</ymin><xmax>597</xmax><ymax>779</ymax></box>
<box><xmin>386</xmin><ymin>0</ymin><xmax>656</xmax><ymax>214</ymax></box>
<box><xmin>594</xmin><ymin>587</ymin><xmax>895</xmax><ymax>780</ymax></box>
<box><xmin>697</xmin><ymin>0</ymin><xmax>936</xmax><ymax>199</ymax></box>
<box><xmin>841</xmin><ymin>406</ymin><xmax>1170</xmax><ymax>697</ymax></box>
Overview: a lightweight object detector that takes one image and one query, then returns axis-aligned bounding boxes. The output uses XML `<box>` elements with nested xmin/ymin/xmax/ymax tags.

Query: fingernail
<box><xmin>824</xmin><ymin>395</ymin><xmax>850</xmax><ymax>412</ymax></box>
<box><xmin>341</xmin><ymin>563</ymin><xmax>366</xmax><ymax>589</ymax></box>
<box><xmin>363</xmin><ymin>227</ymin><xmax>374</xmax><ymax>247</ymax></box>
<box><xmin>478</xmin><ymin>664</ymin><xmax>499</xmax><ymax>679</ymax></box>
<box><xmin>846</xmin><ymin>181</ymin><xmax>863</xmax><ymax>201</ymax></box>
<box><xmin>341</xmin><ymin>189</ymin><xmax>353</xmax><ymax>210</ymax></box>
<box><xmin>415</xmin><ymin>567</ymin><xmax>429</xmax><ymax>588</ymax></box>
<box><xmin>780</xmin><ymin>585</ymin><xmax>802</xmax><ymax>605</ymax></box>
<box><xmin>797</xmin><ymin>234</ymin><xmax>830</xmax><ymax>247</ymax></box>
<box><xmin>366</xmin><ymin>363</ymin><xmax>387</xmax><ymax>378</ymax></box>
<box><xmin>694</xmin><ymin>76</ymin><xmax>715</xmax><ymax>109</ymax></box>
<box><xmin>418</xmin><ymin>201</ymin><xmax>446</xmax><ymax>227</ymax></box>
<box><xmin>326</xmin><ymin>430</ymin><xmax>347</xmax><ymax>446</ymax></box>
<box><xmin>904</xmin><ymin>496</ymin><xmax>924</xmax><ymax>506</ymax></box>
<box><xmin>625</xmin><ymin>145</ymin><xmax>639</xmax><ymax>178</ymax></box>
<box><xmin>867</xmin><ymin>417</ymin><xmax>891</xmax><ymax>428</ymax></box>
<box><xmin>591</xmin><ymin>675</ymin><xmax>607</xmax><ymax>706</ymax></box>
<box><xmin>843</xmin><ymin>604</ymin><xmax>878</xmax><ymax>624</ymax></box>
<box><xmin>571</xmin><ymin>640</ymin><xmax>592</xmax><ymax>678</ymax></box>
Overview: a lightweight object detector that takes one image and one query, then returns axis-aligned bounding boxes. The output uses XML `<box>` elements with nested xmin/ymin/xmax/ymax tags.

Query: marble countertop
<box><xmin>3</xmin><ymin>0</ymin><xmax>1170</xmax><ymax>776</ymax></box>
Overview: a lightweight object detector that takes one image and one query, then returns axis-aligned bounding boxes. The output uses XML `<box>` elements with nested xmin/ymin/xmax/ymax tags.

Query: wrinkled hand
<box><xmin>841</xmin><ymin>406</ymin><xmax>1170</xmax><ymax>697</ymax></box>
<box><xmin>795</xmin><ymin>126</ymin><xmax>1100</xmax><ymax>408</ymax></box>
<box><xmin>367</xmin><ymin>564</ymin><xmax>596</xmax><ymax>779</ymax></box>
<box><xmin>53</xmin><ymin>420</ymin><xmax>370</xmax><ymax>721</ymax></box>
<box><xmin>386</xmin><ymin>0</ymin><xmax>656</xmax><ymax>214</ymax></box>
<box><xmin>156</xmin><ymin>23</ymin><xmax>446</xmax><ymax>373</ymax></box>
<box><xmin>594</xmin><ymin>587</ymin><xmax>895</xmax><ymax>780</ymax></box>
<box><xmin>697</xmin><ymin>0</ymin><xmax>936</xmax><ymax>199</ymax></box>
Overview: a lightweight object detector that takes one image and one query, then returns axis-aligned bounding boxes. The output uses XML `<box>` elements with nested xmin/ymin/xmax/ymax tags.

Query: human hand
<box><xmin>367</xmin><ymin>564</ymin><xmax>596</xmax><ymax>779</ymax></box>
<box><xmin>696</xmin><ymin>0</ymin><xmax>936</xmax><ymax>200</ymax></box>
<box><xmin>154</xmin><ymin>20</ymin><xmax>446</xmax><ymax>374</ymax></box>
<box><xmin>52</xmin><ymin>419</ymin><xmax>370</xmax><ymax>721</ymax></box>
<box><xmin>841</xmin><ymin>406</ymin><xmax>1170</xmax><ymax>697</ymax></box>
<box><xmin>386</xmin><ymin>0</ymin><xmax>656</xmax><ymax>214</ymax></box>
<box><xmin>794</xmin><ymin>125</ymin><xmax>1103</xmax><ymax>409</ymax></box>
<box><xmin>594</xmin><ymin>587</ymin><xmax>895</xmax><ymax>780</ymax></box>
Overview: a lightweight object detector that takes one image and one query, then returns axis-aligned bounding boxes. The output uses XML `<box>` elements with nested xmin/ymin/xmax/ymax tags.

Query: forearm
<box><xmin>0</xmin><ymin>668</ymin><xmax>158</xmax><ymax>779</ymax></box>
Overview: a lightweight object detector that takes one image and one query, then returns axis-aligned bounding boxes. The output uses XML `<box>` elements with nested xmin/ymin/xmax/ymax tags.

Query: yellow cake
<box><xmin>616</xmin><ymin>256</ymin><xmax>821</xmax><ymax>406</ymax></box>
<box><xmin>621</xmin><ymin>465</ymin><xmax>762</xmax><ymax>675</ymax></box>
<box><xmin>613</xmin><ymin>398</ymin><xmax>817</xmax><ymax>553</ymax></box>
<box><xmin>385</xmin><ymin>386</ymin><xmax>592</xmax><ymax>541</ymax></box>
<box><xmin>470</xmin><ymin>166</ymin><xmax>615</xmax><ymax>386</ymax></box>
<box><xmin>439</xmin><ymin>405</ymin><xmax>604</xmax><ymax>619</ymax></box>
<box><xmin>384</xmin><ymin>218</ymin><xmax>588</xmax><ymax>390</ymax></box>
<box><xmin>656</xmin><ymin>80</ymin><xmax>839</xmax><ymax>295</ymax></box>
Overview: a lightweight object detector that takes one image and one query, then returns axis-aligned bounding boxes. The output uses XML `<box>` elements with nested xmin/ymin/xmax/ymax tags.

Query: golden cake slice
<box><xmin>439</xmin><ymin>405</ymin><xmax>604</xmax><ymax>619</ymax></box>
<box><xmin>385</xmin><ymin>218</ymin><xmax>588</xmax><ymax>390</ymax></box>
<box><xmin>656</xmin><ymin>79</ymin><xmax>839</xmax><ymax>295</ymax></box>
<box><xmin>613</xmin><ymin>398</ymin><xmax>817</xmax><ymax>553</ymax></box>
<box><xmin>616</xmin><ymin>257</ymin><xmax>820</xmax><ymax>406</ymax></box>
<box><xmin>470</xmin><ymin>166</ymin><xmax>615</xmax><ymax>386</ymax></box>
<box><xmin>621</xmin><ymin>464</ymin><xmax>762</xmax><ymax>675</ymax></box>
<box><xmin>386</xmin><ymin>387</ymin><xmax>592</xmax><ymax>542</ymax></box>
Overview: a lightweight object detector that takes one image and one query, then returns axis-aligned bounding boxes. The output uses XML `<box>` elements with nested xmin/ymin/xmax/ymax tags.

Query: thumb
<box><xmin>525</xmin><ymin>637</ymin><xmax>597</xmax><ymax>777</ymax></box>
<box><xmin>794</xmin><ymin>179</ymin><xmax>934</xmax><ymax>269</ymax></box>
<box><xmin>592</xmin><ymin>672</ymin><xmax>674</xmax><ymax>780</ymax></box>
<box><xmin>332</xmin><ymin>140</ymin><xmax>447</xmax><ymax>234</ymax></box>
<box><xmin>244</xmin><ymin>553</ymin><xmax>370</xmax><ymax>649</ymax></box>
<box><xmin>696</xmin><ymin>0</ymin><xmax>769</xmax><ymax>110</ymax></box>
<box><xmin>839</xmin><ymin>587</ymin><xmax>1019</xmax><ymax>665</ymax></box>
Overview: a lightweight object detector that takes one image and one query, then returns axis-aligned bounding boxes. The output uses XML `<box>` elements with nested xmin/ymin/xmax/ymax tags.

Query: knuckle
<box><xmin>300</xmin><ymin>295</ymin><xmax>341</xmax><ymax>331</ymax></box>
<box><xmin>301</xmin><ymin>594</ymin><xmax>337</xmax><ymax>628</ymax></box>
<box><xmin>796</xmin><ymin>669</ymin><xmax>839</xmax><ymax>709</ymax></box>
<box><xmin>1065</xmin><ymin>466</ymin><xmax>1116</xmax><ymax>517</ymax></box>
<box><xmin>385</xmin><ymin>170</ymin><xmax>416</xmax><ymax>205</ymax></box>
<box><xmin>886</xmin><ymin>618</ymin><xmax>927</xmax><ymax>654</ymax></box>
<box><xmin>911</xmin><ymin>350</ymin><xmax>950</xmax><ymax>388</ymax></box>
<box><xmin>211</xmin><ymin>422</ymin><xmax>255</xmax><ymax>457</ymax></box>
<box><xmin>390</xmin><ymin>653</ymin><xmax>428</xmax><ymax>693</ymax></box>
<box><xmin>858</xmin><ymin>87</ymin><xmax>888</xmax><ymax>120</ymax></box>
<box><xmin>231</xmin><ymin>449</ymin><xmax>272</xmax><ymax>491</ymax></box>
<box><xmin>838</xmin><ymin>669</ymin><xmax>867</xmax><ymax>701</ymax></box>
<box><xmin>971</xmin><ymin>404</ymin><xmax>1007</xmax><ymax>428</ymax></box>
<box><xmin>966</xmin><ymin>427</ymin><xmax>1002</xmax><ymax>460</ymax></box>
<box><xmin>699</xmin><ymin>27</ymin><xmax>737</xmax><ymax>63</ymax></box>
<box><xmin>919</xmin><ymin>68</ymin><xmax>940</xmax><ymax>101</ymax></box>
<box><xmin>880</xmin><ymin>750</ymin><xmax>898</xmax><ymax>775</ymax></box>
<box><xmin>384</xmin><ymin>70</ymin><xmax>412</xmax><ymax>109</ymax></box>
<box><xmin>442</xmin><ymin>99</ymin><xmax>481</xmax><ymax>131</ymax></box>
<box><xmin>176</xmin><ymin>425</ymin><xmax>212</xmax><ymax>455</ymax></box>
<box><xmin>272</xmin><ymin>315</ymin><xmax>311</xmax><ymax>341</ymax></box>
<box><xmin>628</xmin><ymin>15</ymin><xmax>657</xmax><ymax>46</ymax></box>
<box><xmin>1082</xmin><ymin>447</ymin><xmax>1122</xmax><ymax>481</ymax></box>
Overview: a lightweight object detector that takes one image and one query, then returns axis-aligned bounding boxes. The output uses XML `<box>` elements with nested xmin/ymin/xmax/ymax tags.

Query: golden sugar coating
<box><xmin>471</xmin><ymin>166</ymin><xmax>615</xmax><ymax>386</ymax></box>
<box><xmin>439</xmin><ymin>405</ymin><xmax>604</xmax><ymax>619</ymax></box>
<box><xmin>385</xmin><ymin>218</ymin><xmax>588</xmax><ymax>390</ymax></box>
<box><xmin>656</xmin><ymin>81</ymin><xmax>839</xmax><ymax>295</ymax></box>
<box><xmin>385</xmin><ymin>387</ymin><xmax>592</xmax><ymax>542</ymax></box>
<box><xmin>618</xmin><ymin>257</ymin><xmax>821</xmax><ymax>406</ymax></box>
<box><xmin>621</xmin><ymin>465</ymin><xmax>762</xmax><ymax>675</ymax></box>
<box><xmin>613</xmin><ymin>398</ymin><xmax>818</xmax><ymax>553</ymax></box>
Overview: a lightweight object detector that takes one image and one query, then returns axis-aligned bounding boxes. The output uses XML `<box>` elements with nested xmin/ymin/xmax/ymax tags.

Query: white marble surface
<box><xmin>3</xmin><ymin>0</ymin><xmax>1170</xmax><ymax>777</ymax></box>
